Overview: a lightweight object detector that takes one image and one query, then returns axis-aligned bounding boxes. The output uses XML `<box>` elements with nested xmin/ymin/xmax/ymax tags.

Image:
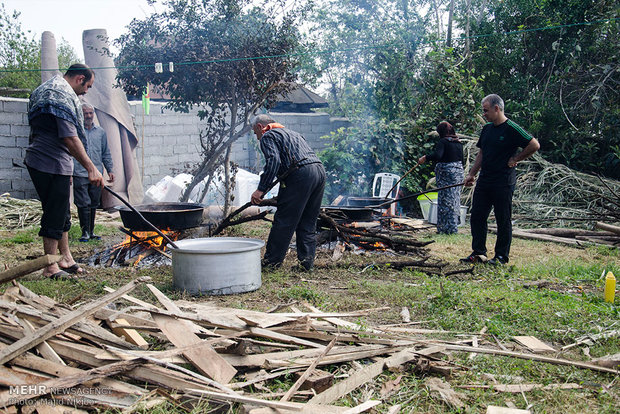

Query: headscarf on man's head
<box><xmin>436</xmin><ymin>121</ymin><xmax>460</xmax><ymax>142</ymax></box>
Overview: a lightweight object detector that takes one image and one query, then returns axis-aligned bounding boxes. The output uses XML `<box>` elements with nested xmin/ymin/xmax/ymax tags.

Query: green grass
<box><xmin>3</xmin><ymin>219</ymin><xmax>619</xmax><ymax>413</ymax></box>
<box><xmin>0</xmin><ymin>226</ymin><xmax>38</xmax><ymax>246</ymax></box>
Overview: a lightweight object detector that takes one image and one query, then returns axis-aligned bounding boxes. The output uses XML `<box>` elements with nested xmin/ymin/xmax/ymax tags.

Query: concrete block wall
<box><xmin>0</xmin><ymin>97</ymin><xmax>349</xmax><ymax>200</ymax></box>
<box><xmin>0</xmin><ymin>98</ymin><xmax>37</xmax><ymax>199</ymax></box>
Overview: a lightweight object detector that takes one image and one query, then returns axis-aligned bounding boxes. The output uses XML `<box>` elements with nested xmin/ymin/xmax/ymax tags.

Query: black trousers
<box><xmin>470</xmin><ymin>183</ymin><xmax>515</xmax><ymax>259</ymax></box>
<box><xmin>264</xmin><ymin>163</ymin><xmax>326</xmax><ymax>267</ymax></box>
<box><xmin>27</xmin><ymin>166</ymin><xmax>71</xmax><ymax>240</ymax></box>
<box><xmin>73</xmin><ymin>176</ymin><xmax>102</xmax><ymax>209</ymax></box>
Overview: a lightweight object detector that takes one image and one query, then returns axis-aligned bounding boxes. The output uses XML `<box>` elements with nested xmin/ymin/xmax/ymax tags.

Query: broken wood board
<box><xmin>342</xmin><ymin>400</ymin><xmax>382</xmax><ymax>413</ymax></box>
<box><xmin>308</xmin><ymin>359</ymin><xmax>385</xmax><ymax>405</ymax></box>
<box><xmin>513</xmin><ymin>336</ymin><xmax>556</xmax><ymax>353</ymax></box>
<box><xmin>0</xmin><ymin>358</ymin><xmax>142</xmax><ymax>406</ymax></box>
<box><xmin>0</xmin><ymin>277</ymin><xmax>148</xmax><ymax>365</ymax></box>
<box><xmin>281</xmin><ymin>338</ymin><xmax>336</xmax><ymax>401</ymax></box>
<box><xmin>151</xmin><ymin>313</ymin><xmax>237</xmax><ymax>384</ymax></box>
<box><xmin>108</xmin><ymin>318</ymin><xmax>149</xmax><ymax>349</ymax></box>
<box><xmin>461</xmin><ymin>383</ymin><xmax>582</xmax><ymax>393</ymax></box>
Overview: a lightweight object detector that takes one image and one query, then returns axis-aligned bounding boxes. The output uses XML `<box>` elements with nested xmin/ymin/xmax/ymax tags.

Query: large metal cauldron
<box><xmin>117</xmin><ymin>202</ymin><xmax>203</xmax><ymax>231</ymax></box>
<box><xmin>171</xmin><ymin>237</ymin><xmax>264</xmax><ymax>295</ymax></box>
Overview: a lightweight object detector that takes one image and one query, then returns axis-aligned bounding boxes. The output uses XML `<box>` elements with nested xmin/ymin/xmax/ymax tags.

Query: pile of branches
<box><xmin>0</xmin><ymin>193</ymin><xmax>42</xmax><ymax>230</ymax></box>
<box><xmin>459</xmin><ymin>138</ymin><xmax>620</xmax><ymax>226</ymax></box>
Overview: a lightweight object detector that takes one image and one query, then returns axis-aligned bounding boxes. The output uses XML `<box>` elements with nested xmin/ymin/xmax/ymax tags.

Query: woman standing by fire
<box><xmin>418</xmin><ymin>122</ymin><xmax>464</xmax><ymax>234</ymax></box>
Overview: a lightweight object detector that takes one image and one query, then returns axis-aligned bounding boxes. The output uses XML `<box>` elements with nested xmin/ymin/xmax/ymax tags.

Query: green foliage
<box><xmin>401</xmin><ymin>47</ymin><xmax>484</xmax><ymax>191</ymax></box>
<box><xmin>115</xmin><ymin>0</ymin><xmax>308</xmax><ymax>200</ymax></box>
<box><xmin>0</xmin><ymin>4</ymin><xmax>81</xmax><ymax>97</ymax></box>
<box><xmin>0</xmin><ymin>4</ymin><xmax>40</xmax><ymax>95</ymax></box>
<box><xmin>461</xmin><ymin>0</ymin><xmax>620</xmax><ymax>177</ymax></box>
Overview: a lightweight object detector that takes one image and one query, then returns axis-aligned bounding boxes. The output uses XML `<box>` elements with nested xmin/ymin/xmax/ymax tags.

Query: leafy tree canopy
<box><xmin>115</xmin><ymin>0</ymin><xmax>309</xmax><ymax>202</ymax></box>
<box><xmin>0</xmin><ymin>3</ymin><xmax>80</xmax><ymax>97</ymax></box>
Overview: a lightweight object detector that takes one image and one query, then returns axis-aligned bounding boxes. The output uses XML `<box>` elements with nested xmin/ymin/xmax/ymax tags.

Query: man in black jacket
<box><xmin>461</xmin><ymin>94</ymin><xmax>540</xmax><ymax>265</ymax></box>
<box><xmin>250</xmin><ymin>114</ymin><xmax>326</xmax><ymax>271</ymax></box>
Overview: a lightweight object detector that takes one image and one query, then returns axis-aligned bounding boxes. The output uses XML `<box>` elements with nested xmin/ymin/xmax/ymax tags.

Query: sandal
<box><xmin>46</xmin><ymin>270</ymin><xmax>78</xmax><ymax>281</ymax></box>
<box><xmin>60</xmin><ymin>263</ymin><xmax>84</xmax><ymax>274</ymax></box>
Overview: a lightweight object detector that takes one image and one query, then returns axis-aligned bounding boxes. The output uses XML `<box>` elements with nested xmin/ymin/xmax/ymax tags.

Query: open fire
<box><xmin>88</xmin><ymin>228</ymin><xmax>181</xmax><ymax>268</ymax></box>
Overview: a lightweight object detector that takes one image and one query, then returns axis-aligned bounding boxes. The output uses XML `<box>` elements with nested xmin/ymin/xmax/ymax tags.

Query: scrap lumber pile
<box><xmin>0</xmin><ymin>274</ymin><xmax>618</xmax><ymax>412</ymax></box>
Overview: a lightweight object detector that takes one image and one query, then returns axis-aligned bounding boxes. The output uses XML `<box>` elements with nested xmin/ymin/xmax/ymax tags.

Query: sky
<box><xmin>3</xmin><ymin>0</ymin><xmax>157</xmax><ymax>61</ymax></box>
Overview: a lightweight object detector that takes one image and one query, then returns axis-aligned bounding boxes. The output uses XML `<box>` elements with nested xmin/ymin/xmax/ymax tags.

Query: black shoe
<box><xmin>459</xmin><ymin>253</ymin><xmax>487</xmax><ymax>264</ymax></box>
<box><xmin>292</xmin><ymin>262</ymin><xmax>314</xmax><ymax>273</ymax></box>
<box><xmin>261</xmin><ymin>259</ymin><xmax>281</xmax><ymax>270</ymax></box>
<box><xmin>79</xmin><ymin>232</ymin><xmax>90</xmax><ymax>242</ymax></box>
<box><xmin>488</xmin><ymin>256</ymin><xmax>509</xmax><ymax>265</ymax></box>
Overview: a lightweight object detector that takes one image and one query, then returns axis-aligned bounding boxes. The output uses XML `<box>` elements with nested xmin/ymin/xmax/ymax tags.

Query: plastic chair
<box><xmin>372</xmin><ymin>173</ymin><xmax>400</xmax><ymax>199</ymax></box>
<box><xmin>372</xmin><ymin>173</ymin><xmax>400</xmax><ymax>215</ymax></box>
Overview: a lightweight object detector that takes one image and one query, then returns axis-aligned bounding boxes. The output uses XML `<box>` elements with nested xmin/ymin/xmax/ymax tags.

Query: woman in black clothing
<box><xmin>418</xmin><ymin>122</ymin><xmax>464</xmax><ymax>234</ymax></box>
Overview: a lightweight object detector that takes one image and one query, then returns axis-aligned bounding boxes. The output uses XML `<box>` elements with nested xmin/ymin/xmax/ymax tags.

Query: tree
<box><xmin>0</xmin><ymin>3</ymin><xmax>39</xmax><ymax>96</ymax></box>
<box><xmin>458</xmin><ymin>0</ymin><xmax>619</xmax><ymax>176</ymax></box>
<box><xmin>115</xmin><ymin>0</ymin><xmax>307</xmax><ymax>207</ymax></box>
<box><xmin>0</xmin><ymin>3</ymin><xmax>81</xmax><ymax>97</ymax></box>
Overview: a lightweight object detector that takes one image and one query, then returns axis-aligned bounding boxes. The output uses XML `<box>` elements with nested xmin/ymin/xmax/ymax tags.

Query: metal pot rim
<box><xmin>170</xmin><ymin>237</ymin><xmax>265</xmax><ymax>254</ymax></box>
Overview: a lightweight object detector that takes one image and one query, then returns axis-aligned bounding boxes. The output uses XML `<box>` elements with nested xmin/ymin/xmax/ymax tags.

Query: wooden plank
<box><xmin>248</xmin><ymin>405</ymin><xmax>349</xmax><ymax>414</ymax></box>
<box><xmin>293</xmin><ymin>368</ymin><xmax>334</xmax><ymax>393</ymax></box>
<box><xmin>513</xmin><ymin>336</ymin><xmax>556</xmax><ymax>353</ymax></box>
<box><xmin>281</xmin><ymin>339</ymin><xmax>336</xmax><ymax>401</ymax></box>
<box><xmin>108</xmin><ymin>318</ymin><xmax>149</xmax><ymax>349</ymax></box>
<box><xmin>221</xmin><ymin>345</ymin><xmax>377</xmax><ymax>368</ymax></box>
<box><xmin>151</xmin><ymin>313</ymin><xmax>237</xmax><ymax>384</ymax></box>
<box><xmin>249</xmin><ymin>327</ymin><xmax>325</xmax><ymax>349</ymax></box>
<box><xmin>0</xmin><ymin>255</ymin><xmax>62</xmax><ymax>284</ymax></box>
<box><xmin>103</xmin><ymin>286</ymin><xmax>159</xmax><ymax>310</ymax></box>
<box><xmin>0</xmin><ymin>336</ymin><xmax>144</xmax><ymax>396</ymax></box>
<box><xmin>0</xmin><ymin>277</ymin><xmax>148</xmax><ymax>365</ymax></box>
<box><xmin>308</xmin><ymin>359</ymin><xmax>385</xmax><ymax>405</ymax></box>
<box><xmin>443</xmin><ymin>344</ymin><xmax>619</xmax><ymax>374</ymax></box>
<box><xmin>461</xmin><ymin>383</ymin><xmax>582</xmax><ymax>393</ymax></box>
<box><xmin>0</xmin><ymin>359</ymin><xmax>142</xmax><ymax>406</ymax></box>
<box><xmin>18</xmin><ymin>318</ymin><xmax>65</xmax><ymax>365</ymax></box>
<box><xmin>342</xmin><ymin>400</ymin><xmax>382</xmax><ymax>413</ymax></box>
<box><xmin>187</xmin><ymin>389</ymin><xmax>302</xmax><ymax>411</ymax></box>
<box><xmin>384</xmin><ymin>348</ymin><xmax>417</xmax><ymax>372</ymax></box>
<box><xmin>278</xmin><ymin>345</ymin><xmax>406</xmax><ymax>369</ymax></box>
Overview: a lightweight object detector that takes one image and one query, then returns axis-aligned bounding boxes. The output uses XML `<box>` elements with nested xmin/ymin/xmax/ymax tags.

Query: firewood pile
<box><xmin>494</xmin><ymin>222</ymin><xmax>620</xmax><ymax>248</ymax></box>
<box><xmin>0</xmin><ymin>270</ymin><xmax>617</xmax><ymax>413</ymax></box>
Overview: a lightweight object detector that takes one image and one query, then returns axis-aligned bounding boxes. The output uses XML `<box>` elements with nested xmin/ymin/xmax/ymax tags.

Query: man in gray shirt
<box><xmin>25</xmin><ymin>64</ymin><xmax>104</xmax><ymax>279</ymax></box>
<box><xmin>73</xmin><ymin>103</ymin><xmax>114</xmax><ymax>242</ymax></box>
